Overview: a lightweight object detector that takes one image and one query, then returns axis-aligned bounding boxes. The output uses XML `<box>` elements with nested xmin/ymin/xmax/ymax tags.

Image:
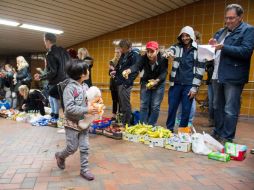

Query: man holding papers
<box><xmin>209</xmin><ymin>4</ymin><xmax>254</xmax><ymax>143</ymax></box>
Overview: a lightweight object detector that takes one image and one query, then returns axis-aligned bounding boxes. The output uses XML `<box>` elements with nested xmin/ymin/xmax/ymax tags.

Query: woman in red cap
<box><xmin>123</xmin><ymin>41</ymin><xmax>168</xmax><ymax>126</ymax></box>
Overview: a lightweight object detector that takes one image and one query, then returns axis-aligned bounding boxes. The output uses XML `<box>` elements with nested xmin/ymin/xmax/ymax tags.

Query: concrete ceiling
<box><xmin>0</xmin><ymin>0</ymin><xmax>199</xmax><ymax>55</ymax></box>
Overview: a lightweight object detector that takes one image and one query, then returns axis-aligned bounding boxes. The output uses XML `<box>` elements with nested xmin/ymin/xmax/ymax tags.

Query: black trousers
<box><xmin>110</xmin><ymin>89</ymin><xmax>120</xmax><ymax>115</ymax></box>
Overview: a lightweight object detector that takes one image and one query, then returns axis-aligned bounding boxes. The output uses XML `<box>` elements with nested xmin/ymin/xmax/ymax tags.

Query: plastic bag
<box><xmin>191</xmin><ymin>127</ymin><xmax>212</xmax><ymax>155</ymax></box>
<box><xmin>203</xmin><ymin>133</ymin><xmax>224</xmax><ymax>152</ymax></box>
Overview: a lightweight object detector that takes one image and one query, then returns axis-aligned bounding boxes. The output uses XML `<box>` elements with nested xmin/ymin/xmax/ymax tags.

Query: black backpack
<box><xmin>57</xmin><ymin>79</ymin><xmax>70</xmax><ymax>111</ymax></box>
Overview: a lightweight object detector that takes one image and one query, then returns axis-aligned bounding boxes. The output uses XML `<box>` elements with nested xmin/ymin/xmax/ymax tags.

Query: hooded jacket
<box><xmin>167</xmin><ymin>26</ymin><xmax>205</xmax><ymax>92</ymax></box>
<box><xmin>62</xmin><ymin>79</ymin><xmax>89</xmax><ymax>131</ymax></box>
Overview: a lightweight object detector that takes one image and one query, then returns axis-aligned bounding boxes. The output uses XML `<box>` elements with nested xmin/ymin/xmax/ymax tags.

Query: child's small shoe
<box><xmin>55</xmin><ymin>152</ymin><xmax>65</xmax><ymax>169</ymax></box>
<box><xmin>80</xmin><ymin>171</ymin><xmax>95</xmax><ymax>181</ymax></box>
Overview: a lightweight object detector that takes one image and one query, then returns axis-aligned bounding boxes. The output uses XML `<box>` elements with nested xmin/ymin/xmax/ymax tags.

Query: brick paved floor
<box><xmin>0</xmin><ymin>111</ymin><xmax>254</xmax><ymax>190</ymax></box>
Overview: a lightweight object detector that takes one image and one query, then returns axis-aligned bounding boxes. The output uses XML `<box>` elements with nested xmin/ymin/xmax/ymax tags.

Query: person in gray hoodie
<box><xmin>55</xmin><ymin>59</ymin><xmax>98</xmax><ymax>181</ymax></box>
<box><xmin>164</xmin><ymin>26</ymin><xmax>205</xmax><ymax>132</ymax></box>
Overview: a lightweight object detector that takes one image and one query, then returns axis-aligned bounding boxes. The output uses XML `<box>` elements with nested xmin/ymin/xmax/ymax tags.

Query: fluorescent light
<box><xmin>113</xmin><ymin>40</ymin><xmax>120</xmax><ymax>45</ymax></box>
<box><xmin>20</xmin><ymin>24</ymin><xmax>63</xmax><ymax>34</ymax></box>
<box><xmin>0</xmin><ymin>18</ymin><xmax>20</xmax><ymax>26</ymax></box>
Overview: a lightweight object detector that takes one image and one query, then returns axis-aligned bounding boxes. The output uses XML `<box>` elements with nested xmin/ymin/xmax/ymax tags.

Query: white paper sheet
<box><xmin>197</xmin><ymin>45</ymin><xmax>215</xmax><ymax>62</ymax></box>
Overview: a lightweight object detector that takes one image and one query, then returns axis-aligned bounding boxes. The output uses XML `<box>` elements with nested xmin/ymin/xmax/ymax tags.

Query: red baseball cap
<box><xmin>146</xmin><ymin>41</ymin><xmax>159</xmax><ymax>50</ymax></box>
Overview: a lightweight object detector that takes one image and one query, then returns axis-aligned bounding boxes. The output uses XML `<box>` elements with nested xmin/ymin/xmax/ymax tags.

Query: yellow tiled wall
<box><xmin>71</xmin><ymin>0</ymin><xmax>254</xmax><ymax>117</ymax></box>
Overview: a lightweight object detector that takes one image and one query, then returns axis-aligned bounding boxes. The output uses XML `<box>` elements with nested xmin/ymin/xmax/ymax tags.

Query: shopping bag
<box><xmin>191</xmin><ymin>127</ymin><xmax>212</xmax><ymax>155</ymax></box>
<box><xmin>203</xmin><ymin>133</ymin><xmax>224</xmax><ymax>152</ymax></box>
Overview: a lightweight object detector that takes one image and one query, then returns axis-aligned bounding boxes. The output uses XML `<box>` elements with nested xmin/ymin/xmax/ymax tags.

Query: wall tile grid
<box><xmin>71</xmin><ymin>0</ymin><xmax>254</xmax><ymax>117</ymax></box>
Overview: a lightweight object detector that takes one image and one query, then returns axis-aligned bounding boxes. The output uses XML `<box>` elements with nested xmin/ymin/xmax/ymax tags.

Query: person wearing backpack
<box><xmin>164</xmin><ymin>26</ymin><xmax>205</xmax><ymax>132</ymax></box>
<box><xmin>34</xmin><ymin>33</ymin><xmax>70</xmax><ymax>126</ymax></box>
<box><xmin>115</xmin><ymin>39</ymin><xmax>141</xmax><ymax>126</ymax></box>
<box><xmin>209</xmin><ymin>4</ymin><xmax>254</xmax><ymax>143</ymax></box>
<box><xmin>55</xmin><ymin>60</ymin><xmax>98</xmax><ymax>181</ymax></box>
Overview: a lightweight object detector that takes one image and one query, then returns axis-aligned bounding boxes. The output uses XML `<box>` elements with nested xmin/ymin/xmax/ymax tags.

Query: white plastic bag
<box><xmin>203</xmin><ymin>133</ymin><xmax>224</xmax><ymax>152</ymax></box>
<box><xmin>191</xmin><ymin>127</ymin><xmax>212</xmax><ymax>155</ymax></box>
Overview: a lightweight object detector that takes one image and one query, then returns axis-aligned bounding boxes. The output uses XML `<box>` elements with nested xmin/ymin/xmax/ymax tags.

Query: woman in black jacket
<box><xmin>18</xmin><ymin>85</ymin><xmax>46</xmax><ymax>115</ymax></box>
<box><xmin>77</xmin><ymin>48</ymin><xmax>93</xmax><ymax>87</ymax></box>
<box><xmin>109</xmin><ymin>47</ymin><xmax>122</xmax><ymax>121</ymax></box>
<box><xmin>14</xmin><ymin>56</ymin><xmax>32</xmax><ymax>110</ymax></box>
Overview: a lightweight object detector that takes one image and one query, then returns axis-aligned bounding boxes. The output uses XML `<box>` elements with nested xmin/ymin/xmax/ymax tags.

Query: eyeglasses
<box><xmin>224</xmin><ymin>16</ymin><xmax>238</xmax><ymax>21</ymax></box>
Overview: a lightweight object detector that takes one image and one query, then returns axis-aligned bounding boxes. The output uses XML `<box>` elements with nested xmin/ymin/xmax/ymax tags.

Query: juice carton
<box><xmin>208</xmin><ymin>152</ymin><xmax>230</xmax><ymax>162</ymax></box>
<box><xmin>225</xmin><ymin>142</ymin><xmax>247</xmax><ymax>161</ymax></box>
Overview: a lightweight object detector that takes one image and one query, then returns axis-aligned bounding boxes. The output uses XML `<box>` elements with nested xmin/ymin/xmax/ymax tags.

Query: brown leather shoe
<box><xmin>80</xmin><ymin>171</ymin><xmax>95</xmax><ymax>181</ymax></box>
<box><xmin>55</xmin><ymin>152</ymin><xmax>65</xmax><ymax>169</ymax></box>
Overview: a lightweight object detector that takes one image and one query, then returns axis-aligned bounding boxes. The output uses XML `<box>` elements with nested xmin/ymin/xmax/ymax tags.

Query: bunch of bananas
<box><xmin>147</xmin><ymin>127</ymin><xmax>172</xmax><ymax>138</ymax></box>
<box><xmin>125</xmin><ymin>124</ymin><xmax>172</xmax><ymax>138</ymax></box>
<box><xmin>125</xmin><ymin>123</ymin><xmax>153</xmax><ymax>135</ymax></box>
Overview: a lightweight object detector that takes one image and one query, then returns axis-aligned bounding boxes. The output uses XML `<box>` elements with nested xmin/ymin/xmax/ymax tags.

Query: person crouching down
<box><xmin>18</xmin><ymin>85</ymin><xmax>46</xmax><ymax>115</ymax></box>
<box><xmin>55</xmin><ymin>60</ymin><xmax>98</xmax><ymax>181</ymax></box>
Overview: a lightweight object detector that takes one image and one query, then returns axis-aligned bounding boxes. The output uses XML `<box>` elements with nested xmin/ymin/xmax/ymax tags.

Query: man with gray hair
<box><xmin>209</xmin><ymin>4</ymin><xmax>254</xmax><ymax>143</ymax></box>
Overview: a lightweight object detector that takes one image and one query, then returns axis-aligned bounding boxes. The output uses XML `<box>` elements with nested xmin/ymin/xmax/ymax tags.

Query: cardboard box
<box><xmin>138</xmin><ymin>135</ymin><xmax>150</xmax><ymax>144</ymax></box>
<box><xmin>165</xmin><ymin>140</ymin><xmax>191</xmax><ymax>152</ymax></box>
<box><xmin>149</xmin><ymin>138</ymin><xmax>165</xmax><ymax>147</ymax></box>
<box><xmin>122</xmin><ymin>132</ymin><xmax>139</xmax><ymax>143</ymax></box>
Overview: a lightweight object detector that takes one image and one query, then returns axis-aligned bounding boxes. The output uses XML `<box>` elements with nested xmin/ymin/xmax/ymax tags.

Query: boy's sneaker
<box><xmin>80</xmin><ymin>171</ymin><xmax>95</xmax><ymax>181</ymax></box>
<box><xmin>55</xmin><ymin>152</ymin><xmax>65</xmax><ymax>169</ymax></box>
<box><xmin>175</xmin><ymin>119</ymin><xmax>180</xmax><ymax>127</ymax></box>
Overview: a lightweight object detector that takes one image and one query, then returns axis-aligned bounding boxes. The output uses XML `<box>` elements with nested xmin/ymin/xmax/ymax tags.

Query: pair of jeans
<box><xmin>166</xmin><ymin>84</ymin><xmax>194</xmax><ymax>131</ymax></box>
<box><xmin>176</xmin><ymin>98</ymin><xmax>196</xmax><ymax>124</ymax></box>
<box><xmin>208</xmin><ymin>83</ymin><xmax>214</xmax><ymax>123</ymax></box>
<box><xmin>212</xmin><ymin>80</ymin><xmax>244</xmax><ymax>140</ymax></box>
<box><xmin>49</xmin><ymin>95</ymin><xmax>59</xmax><ymax>116</ymax></box>
<box><xmin>140</xmin><ymin>82</ymin><xmax>165</xmax><ymax>126</ymax></box>
<box><xmin>57</xmin><ymin>128</ymin><xmax>89</xmax><ymax>173</ymax></box>
<box><xmin>118</xmin><ymin>85</ymin><xmax>132</xmax><ymax>125</ymax></box>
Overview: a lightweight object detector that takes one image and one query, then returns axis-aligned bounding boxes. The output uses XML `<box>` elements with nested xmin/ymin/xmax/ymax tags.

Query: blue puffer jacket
<box><xmin>214</xmin><ymin>22</ymin><xmax>254</xmax><ymax>84</ymax></box>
